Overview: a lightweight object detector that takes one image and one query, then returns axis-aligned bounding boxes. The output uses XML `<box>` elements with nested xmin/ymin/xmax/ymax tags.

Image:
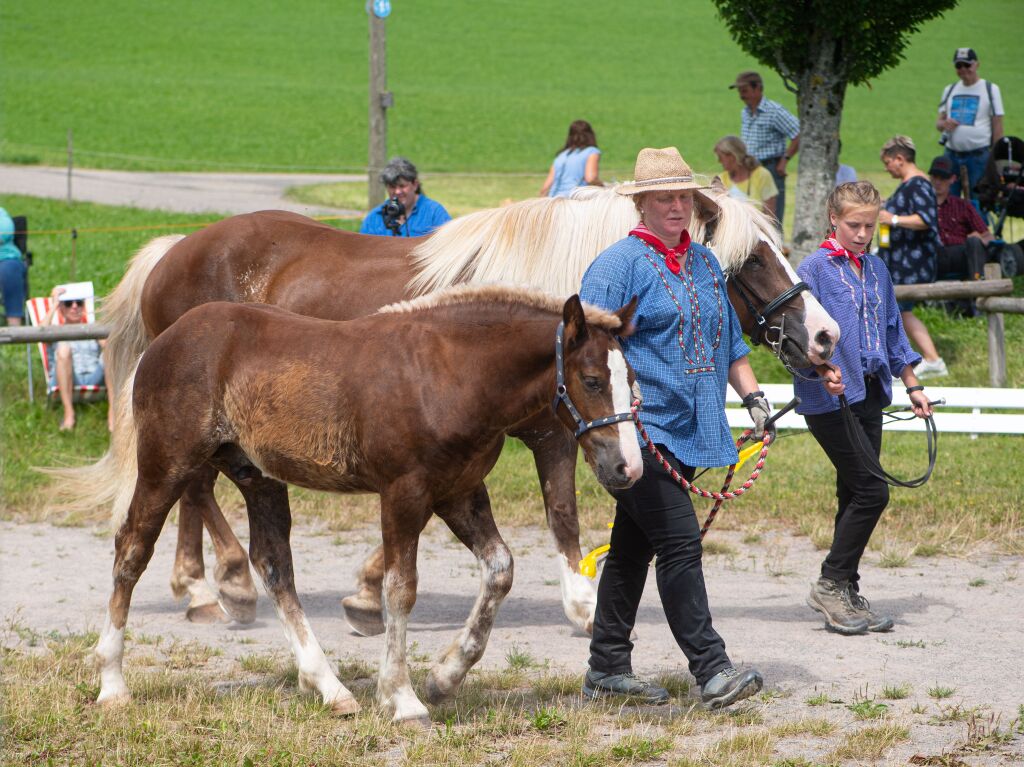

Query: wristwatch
<box><xmin>891</xmin><ymin>215</ymin><xmax>900</xmax><ymax>227</ymax></box>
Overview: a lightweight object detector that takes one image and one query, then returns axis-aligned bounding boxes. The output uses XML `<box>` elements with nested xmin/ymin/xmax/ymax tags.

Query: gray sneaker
<box><xmin>847</xmin><ymin>587</ymin><xmax>895</xmax><ymax>632</ymax></box>
<box><xmin>701</xmin><ymin>666</ymin><xmax>763</xmax><ymax>710</ymax></box>
<box><xmin>807</xmin><ymin>577</ymin><xmax>869</xmax><ymax>635</ymax></box>
<box><xmin>582</xmin><ymin>670</ymin><xmax>670</xmax><ymax>705</ymax></box>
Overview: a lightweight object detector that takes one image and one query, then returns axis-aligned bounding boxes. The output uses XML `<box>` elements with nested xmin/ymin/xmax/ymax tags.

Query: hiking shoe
<box><xmin>582</xmin><ymin>670</ymin><xmax>670</xmax><ymax>705</ymax></box>
<box><xmin>700</xmin><ymin>666</ymin><xmax>763</xmax><ymax>710</ymax></box>
<box><xmin>914</xmin><ymin>357</ymin><xmax>948</xmax><ymax>379</ymax></box>
<box><xmin>806</xmin><ymin>577</ymin><xmax>869</xmax><ymax>635</ymax></box>
<box><xmin>847</xmin><ymin>587</ymin><xmax>895</xmax><ymax>632</ymax></box>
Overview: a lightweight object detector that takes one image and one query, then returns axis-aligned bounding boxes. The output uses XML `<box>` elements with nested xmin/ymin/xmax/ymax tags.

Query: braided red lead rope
<box><xmin>629</xmin><ymin>399</ymin><xmax>773</xmax><ymax>539</ymax></box>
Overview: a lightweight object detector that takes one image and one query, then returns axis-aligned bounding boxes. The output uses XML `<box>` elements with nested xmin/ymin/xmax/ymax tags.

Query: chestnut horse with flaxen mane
<box><xmin>94</xmin><ymin>288</ymin><xmax>640</xmax><ymax>722</ymax></box>
<box><xmin>53</xmin><ymin>186</ymin><xmax>839</xmax><ymax>636</ymax></box>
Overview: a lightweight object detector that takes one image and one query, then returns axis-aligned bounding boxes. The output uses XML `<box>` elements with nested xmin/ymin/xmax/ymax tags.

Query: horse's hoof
<box><xmin>423</xmin><ymin>672</ymin><xmax>457</xmax><ymax>704</ymax></box>
<box><xmin>186</xmin><ymin>603</ymin><xmax>230</xmax><ymax>624</ymax></box>
<box><xmin>342</xmin><ymin>596</ymin><xmax>385</xmax><ymax>636</ymax></box>
<box><xmin>330</xmin><ymin>696</ymin><xmax>362</xmax><ymax>717</ymax></box>
<box><xmin>96</xmin><ymin>691</ymin><xmax>131</xmax><ymax>708</ymax></box>
<box><xmin>393</xmin><ymin>712</ymin><xmax>431</xmax><ymax>730</ymax></box>
<box><xmin>218</xmin><ymin>592</ymin><xmax>258</xmax><ymax>624</ymax></box>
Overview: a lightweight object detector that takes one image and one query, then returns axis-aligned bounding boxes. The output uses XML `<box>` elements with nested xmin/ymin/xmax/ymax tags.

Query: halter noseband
<box><xmin>551</xmin><ymin>321</ymin><xmax>634</xmax><ymax>439</ymax></box>
<box><xmin>728</xmin><ymin>276</ymin><xmax>811</xmax><ymax>352</ymax></box>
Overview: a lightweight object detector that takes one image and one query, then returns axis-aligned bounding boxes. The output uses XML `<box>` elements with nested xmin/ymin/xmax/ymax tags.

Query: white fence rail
<box><xmin>725</xmin><ymin>384</ymin><xmax>1024</xmax><ymax>435</ymax></box>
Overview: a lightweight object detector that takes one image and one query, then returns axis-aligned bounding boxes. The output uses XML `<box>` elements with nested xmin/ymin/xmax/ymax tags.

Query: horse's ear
<box><xmin>562</xmin><ymin>294</ymin><xmax>589</xmax><ymax>349</ymax></box>
<box><xmin>614</xmin><ymin>296</ymin><xmax>638</xmax><ymax>336</ymax></box>
<box><xmin>709</xmin><ymin>175</ymin><xmax>727</xmax><ymax>194</ymax></box>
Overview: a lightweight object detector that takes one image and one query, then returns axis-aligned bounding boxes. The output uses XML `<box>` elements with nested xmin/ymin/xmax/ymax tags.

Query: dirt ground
<box><xmin>2</xmin><ymin>518</ymin><xmax>1022</xmax><ymax>763</ymax></box>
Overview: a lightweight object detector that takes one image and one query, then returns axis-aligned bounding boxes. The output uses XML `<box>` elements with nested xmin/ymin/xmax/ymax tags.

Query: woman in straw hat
<box><xmin>579</xmin><ymin>147</ymin><xmax>767</xmax><ymax>710</ymax></box>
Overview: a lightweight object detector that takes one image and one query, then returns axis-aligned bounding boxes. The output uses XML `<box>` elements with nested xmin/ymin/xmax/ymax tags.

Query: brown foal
<box><xmin>94</xmin><ymin>288</ymin><xmax>640</xmax><ymax>722</ymax></box>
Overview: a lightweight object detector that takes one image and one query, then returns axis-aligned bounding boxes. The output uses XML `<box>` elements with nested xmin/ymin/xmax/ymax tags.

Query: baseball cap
<box><xmin>57</xmin><ymin>281</ymin><xmax>95</xmax><ymax>302</ymax></box>
<box><xmin>953</xmin><ymin>47</ymin><xmax>977</xmax><ymax>64</ymax></box>
<box><xmin>928</xmin><ymin>156</ymin><xmax>955</xmax><ymax>178</ymax></box>
<box><xmin>729</xmin><ymin>71</ymin><xmax>763</xmax><ymax>89</ymax></box>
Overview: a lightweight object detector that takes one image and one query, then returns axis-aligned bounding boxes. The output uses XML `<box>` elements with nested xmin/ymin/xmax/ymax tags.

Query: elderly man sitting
<box><xmin>929</xmin><ymin>155</ymin><xmax>993</xmax><ymax>281</ymax></box>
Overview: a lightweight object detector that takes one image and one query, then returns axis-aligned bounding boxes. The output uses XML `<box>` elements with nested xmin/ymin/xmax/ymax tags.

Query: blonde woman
<box><xmin>714</xmin><ymin>136</ymin><xmax>778</xmax><ymax>220</ymax></box>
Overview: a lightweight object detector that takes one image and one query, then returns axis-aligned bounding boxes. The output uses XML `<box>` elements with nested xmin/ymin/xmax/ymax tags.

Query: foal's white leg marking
<box><xmin>378</xmin><ymin>572</ymin><xmax>429</xmax><ymax>721</ymax></box>
<box><xmin>763</xmin><ymin>238</ymin><xmax>840</xmax><ymax>361</ymax></box>
<box><xmin>607</xmin><ymin>349</ymin><xmax>643</xmax><ymax>480</ymax></box>
<box><xmin>428</xmin><ymin>543</ymin><xmax>513</xmax><ymax>699</ymax></box>
<box><xmin>169</xmin><ymin>571</ymin><xmax>220</xmax><ymax>611</ymax></box>
<box><xmin>95</xmin><ymin>615</ymin><xmax>130</xmax><ymax>705</ymax></box>
<box><xmin>557</xmin><ymin>552</ymin><xmax>597</xmax><ymax>633</ymax></box>
<box><xmin>273</xmin><ymin>605</ymin><xmax>359</xmax><ymax>714</ymax></box>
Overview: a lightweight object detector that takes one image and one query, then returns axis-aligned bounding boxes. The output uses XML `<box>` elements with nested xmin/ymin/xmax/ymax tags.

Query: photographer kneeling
<box><xmin>359</xmin><ymin>157</ymin><xmax>451</xmax><ymax>237</ymax></box>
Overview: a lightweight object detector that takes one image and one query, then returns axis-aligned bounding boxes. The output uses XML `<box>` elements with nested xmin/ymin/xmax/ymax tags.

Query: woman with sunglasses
<box><xmin>44</xmin><ymin>285</ymin><xmax>112</xmax><ymax>431</ymax></box>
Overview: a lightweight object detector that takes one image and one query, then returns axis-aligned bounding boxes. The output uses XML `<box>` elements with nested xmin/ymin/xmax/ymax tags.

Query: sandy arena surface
<box><xmin>2</xmin><ymin>519</ymin><xmax>1022</xmax><ymax>763</ymax></box>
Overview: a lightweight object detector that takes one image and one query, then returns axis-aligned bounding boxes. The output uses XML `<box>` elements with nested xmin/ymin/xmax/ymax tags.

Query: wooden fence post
<box><xmin>984</xmin><ymin>263</ymin><xmax>1007</xmax><ymax>387</ymax></box>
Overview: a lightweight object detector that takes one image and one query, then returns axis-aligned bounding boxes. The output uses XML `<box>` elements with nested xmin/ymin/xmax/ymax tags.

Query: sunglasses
<box><xmin>61</xmin><ymin>299</ymin><xmax>85</xmax><ymax>308</ymax></box>
<box><xmin>955</xmin><ymin>61</ymin><xmax>973</xmax><ymax>69</ymax></box>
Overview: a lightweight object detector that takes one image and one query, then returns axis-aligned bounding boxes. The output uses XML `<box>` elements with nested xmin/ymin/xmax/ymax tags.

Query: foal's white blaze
<box><xmin>557</xmin><ymin>553</ymin><xmax>597</xmax><ymax>632</ymax></box>
<box><xmin>95</xmin><ymin>615</ymin><xmax>129</xmax><ymax>704</ymax></box>
<box><xmin>763</xmin><ymin>237</ymin><xmax>840</xmax><ymax>363</ymax></box>
<box><xmin>607</xmin><ymin>349</ymin><xmax>643</xmax><ymax>480</ymax></box>
<box><xmin>275</xmin><ymin>607</ymin><xmax>356</xmax><ymax>711</ymax></box>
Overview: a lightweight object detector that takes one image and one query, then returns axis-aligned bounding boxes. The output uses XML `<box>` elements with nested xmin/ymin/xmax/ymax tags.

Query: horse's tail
<box><xmin>101</xmin><ymin>234</ymin><xmax>185</xmax><ymax>394</ymax></box>
<box><xmin>37</xmin><ymin>235</ymin><xmax>180</xmax><ymax>524</ymax></box>
<box><xmin>38</xmin><ymin>359</ymin><xmax>142</xmax><ymax>527</ymax></box>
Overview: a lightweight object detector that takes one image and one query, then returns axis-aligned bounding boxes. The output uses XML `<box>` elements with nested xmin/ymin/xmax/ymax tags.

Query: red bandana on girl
<box><xmin>820</xmin><ymin>236</ymin><xmax>865</xmax><ymax>270</ymax></box>
<box><xmin>630</xmin><ymin>223</ymin><xmax>691</xmax><ymax>275</ymax></box>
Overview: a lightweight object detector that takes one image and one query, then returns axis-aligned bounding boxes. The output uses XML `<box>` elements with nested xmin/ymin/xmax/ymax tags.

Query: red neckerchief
<box><xmin>629</xmin><ymin>223</ymin><xmax>692</xmax><ymax>275</ymax></box>
<box><xmin>821</xmin><ymin>236</ymin><xmax>864</xmax><ymax>270</ymax></box>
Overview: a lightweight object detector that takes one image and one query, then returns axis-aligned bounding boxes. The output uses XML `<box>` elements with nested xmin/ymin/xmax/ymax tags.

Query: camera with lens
<box><xmin>381</xmin><ymin>196</ymin><xmax>406</xmax><ymax>235</ymax></box>
<box><xmin>938</xmin><ymin>132</ymin><xmax>950</xmax><ymax>146</ymax></box>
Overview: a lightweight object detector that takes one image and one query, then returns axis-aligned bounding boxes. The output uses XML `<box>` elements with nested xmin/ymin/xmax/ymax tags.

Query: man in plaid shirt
<box><xmin>731</xmin><ymin>71</ymin><xmax>800</xmax><ymax>231</ymax></box>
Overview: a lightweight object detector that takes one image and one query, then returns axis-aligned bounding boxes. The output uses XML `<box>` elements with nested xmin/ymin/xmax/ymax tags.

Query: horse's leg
<box><xmin>516</xmin><ymin>420</ymin><xmax>597</xmax><ymax>634</ymax></box>
<box><xmin>236</xmin><ymin>473</ymin><xmax>359</xmax><ymax>715</ymax></box>
<box><xmin>341</xmin><ymin>544</ymin><xmax>385</xmax><ymax>636</ymax></box>
<box><xmin>378</xmin><ymin>488</ymin><xmax>432</xmax><ymax>722</ymax></box>
<box><xmin>425</xmin><ymin>484</ymin><xmax>513</xmax><ymax>704</ymax></box>
<box><xmin>96</xmin><ymin>478</ymin><xmax>182</xmax><ymax>706</ymax></box>
<box><xmin>170</xmin><ymin>467</ymin><xmax>259</xmax><ymax>624</ymax></box>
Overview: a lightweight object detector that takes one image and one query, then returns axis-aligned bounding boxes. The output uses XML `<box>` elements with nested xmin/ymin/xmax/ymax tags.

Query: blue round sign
<box><xmin>371</xmin><ymin>0</ymin><xmax>391</xmax><ymax>19</ymax></box>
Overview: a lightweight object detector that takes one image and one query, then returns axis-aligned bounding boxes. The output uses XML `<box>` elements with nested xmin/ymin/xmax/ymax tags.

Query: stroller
<box><xmin>975</xmin><ymin>135</ymin><xmax>1024</xmax><ymax>277</ymax></box>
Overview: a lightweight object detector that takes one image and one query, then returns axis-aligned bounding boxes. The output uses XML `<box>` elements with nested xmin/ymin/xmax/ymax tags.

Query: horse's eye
<box><xmin>749</xmin><ymin>255</ymin><xmax>763</xmax><ymax>268</ymax></box>
<box><xmin>583</xmin><ymin>376</ymin><xmax>603</xmax><ymax>392</ymax></box>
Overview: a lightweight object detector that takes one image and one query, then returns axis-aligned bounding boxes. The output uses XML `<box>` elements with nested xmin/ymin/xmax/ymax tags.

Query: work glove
<box><xmin>741</xmin><ymin>390</ymin><xmax>774</xmax><ymax>441</ymax></box>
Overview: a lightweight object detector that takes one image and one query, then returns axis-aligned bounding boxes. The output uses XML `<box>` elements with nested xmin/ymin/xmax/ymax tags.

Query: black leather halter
<box><xmin>728</xmin><ymin>276</ymin><xmax>812</xmax><ymax>350</ymax></box>
<box><xmin>551</xmin><ymin>321</ymin><xmax>634</xmax><ymax>439</ymax></box>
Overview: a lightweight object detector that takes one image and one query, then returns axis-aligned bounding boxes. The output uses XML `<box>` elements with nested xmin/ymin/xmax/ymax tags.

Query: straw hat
<box><xmin>616</xmin><ymin>147</ymin><xmax>712</xmax><ymax>202</ymax></box>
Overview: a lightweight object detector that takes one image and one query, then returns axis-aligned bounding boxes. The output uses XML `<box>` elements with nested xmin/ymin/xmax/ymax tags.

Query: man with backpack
<box><xmin>936</xmin><ymin>48</ymin><xmax>1005</xmax><ymax>198</ymax></box>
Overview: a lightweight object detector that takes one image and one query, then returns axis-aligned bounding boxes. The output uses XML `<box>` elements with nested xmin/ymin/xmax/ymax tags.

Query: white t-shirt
<box><xmin>938</xmin><ymin>79</ymin><xmax>1004</xmax><ymax>152</ymax></box>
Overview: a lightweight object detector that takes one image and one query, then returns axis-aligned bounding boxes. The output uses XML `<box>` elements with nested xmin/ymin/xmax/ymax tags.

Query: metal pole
<box><xmin>67</xmin><ymin>129</ymin><xmax>73</xmax><ymax>204</ymax></box>
<box><xmin>368</xmin><ymin>7</ymin><xmax>390</xmax><ymax>211</ymax></box>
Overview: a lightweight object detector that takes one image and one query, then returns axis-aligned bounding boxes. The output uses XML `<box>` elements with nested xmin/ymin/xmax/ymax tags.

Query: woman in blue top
<box><xmin>539</xmin><ymin>120</ymin><xmax>602</xmax><ymax>198</ymax></box>
<box><xmin>579</xmin><ymin>147</ymin><xmax>768</xmax><ymax>710</ymax></box>
<box><xmin>795</xmin><ymin>181</ymin><xmax>933</xmax><ymax>636</ymax></box>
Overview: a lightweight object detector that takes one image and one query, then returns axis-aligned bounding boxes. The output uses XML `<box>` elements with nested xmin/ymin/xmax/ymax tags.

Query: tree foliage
<box><xmin>713</xmin><ymin>0</ymin><xmax>957</xmax><ymax>91</ymax></box>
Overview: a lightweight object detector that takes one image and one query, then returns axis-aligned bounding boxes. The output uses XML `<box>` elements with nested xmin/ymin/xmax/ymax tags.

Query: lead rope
<box><xmin>629</xmin><ymin>398</ymin><xmax>773</xmax><ymax>540</ymax></box>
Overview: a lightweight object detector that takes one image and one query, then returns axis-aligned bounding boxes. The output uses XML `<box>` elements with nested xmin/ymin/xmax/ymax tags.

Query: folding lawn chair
<box><xmin>24</xmin><ymin>282</ymin><xmax>107</xmax><ymax>406</ymax></box>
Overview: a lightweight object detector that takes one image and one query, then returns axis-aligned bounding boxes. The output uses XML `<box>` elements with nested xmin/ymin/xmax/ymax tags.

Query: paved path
<box><xmin>0</xmin><ymin>164</ymin><xmax>364</xmax><ymax>217</ymax></box>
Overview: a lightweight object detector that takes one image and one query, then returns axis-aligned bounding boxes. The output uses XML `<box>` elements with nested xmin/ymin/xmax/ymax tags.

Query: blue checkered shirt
<box><xmin>793</xmin><ymin>247</ymin><xmax>921</xmax><ymax>416</ymax></box>
<box><xmin>580</xmin><ymin>236</ymin><xmax>750</xmax><ymax>468</ymax></box>
<box><xmin>741</xmin><ymin>97</ymin><xmax>800</xmax><ymax>161</ymax></box>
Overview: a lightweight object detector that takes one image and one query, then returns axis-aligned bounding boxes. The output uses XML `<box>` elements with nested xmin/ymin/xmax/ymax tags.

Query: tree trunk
<box><xmin>790</xmin><ymin>38</ymin><xmax>848</xmax><ymax>265</ymax></box>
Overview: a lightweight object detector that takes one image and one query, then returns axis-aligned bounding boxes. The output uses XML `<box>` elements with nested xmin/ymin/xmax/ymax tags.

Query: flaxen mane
<box><xmin>378</xmin><ymin>284</ymin><xmax>623</xmax><ymax>330</ymax></box>
<box><xmin>406</xmin><ymin>185</ymin><xmax>780</xmax><ymax>298</ymax></box>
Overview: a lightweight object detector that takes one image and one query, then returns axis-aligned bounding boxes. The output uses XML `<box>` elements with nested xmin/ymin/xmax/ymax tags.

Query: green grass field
<box><xmin>2</xmin><ymin>0</ymin><xmax>1021</xmax><ymax>179</ymax></box>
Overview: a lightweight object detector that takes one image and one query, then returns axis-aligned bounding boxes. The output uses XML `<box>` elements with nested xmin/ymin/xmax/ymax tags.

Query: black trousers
<box><xmin>804</xmin><ymin>377</ymin><xmax>890</xmax><ymax>586</ymax></box>
<box><xmin>588</xmin><ymin>446</ymin><xmax>730</xmax><ymax>686</ymax></box>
